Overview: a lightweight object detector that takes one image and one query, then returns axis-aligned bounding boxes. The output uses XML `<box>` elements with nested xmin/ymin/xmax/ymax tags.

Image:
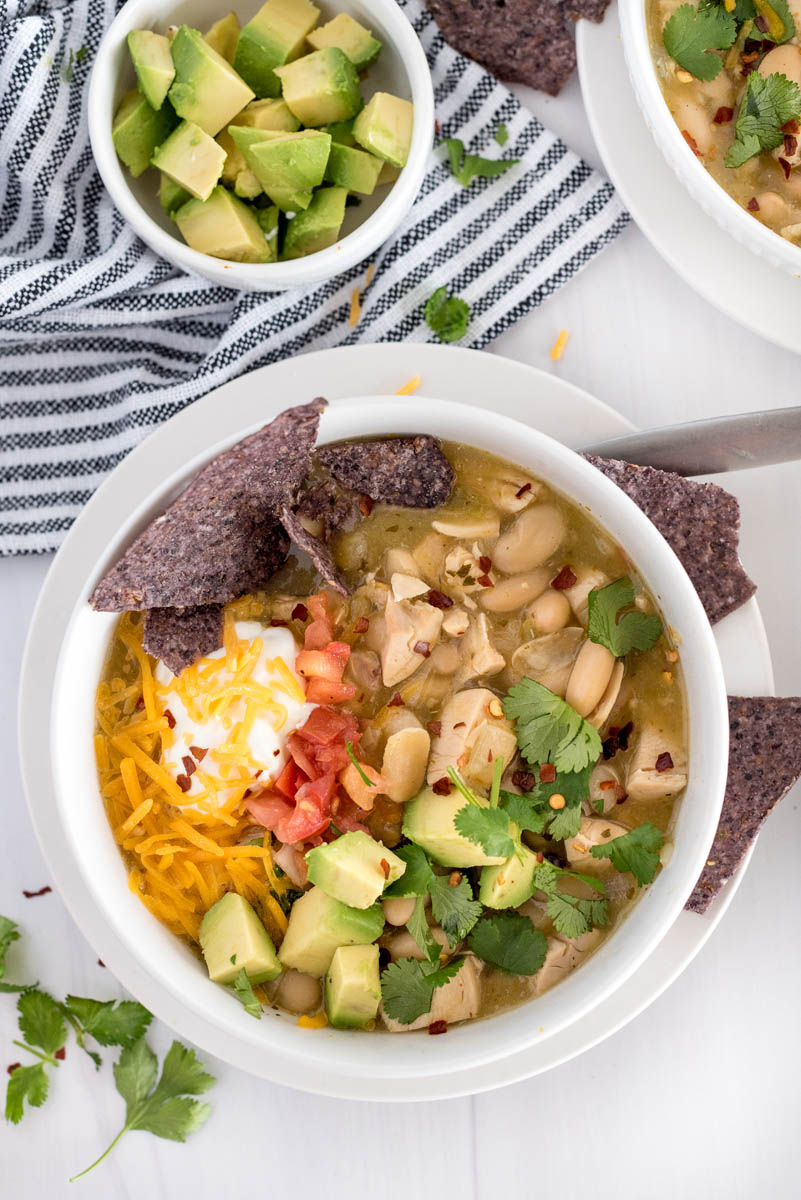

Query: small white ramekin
<box><xmin>88</xmin><ymin>0</ymin><xmax>434</xmax><ymax>290</ymax></box>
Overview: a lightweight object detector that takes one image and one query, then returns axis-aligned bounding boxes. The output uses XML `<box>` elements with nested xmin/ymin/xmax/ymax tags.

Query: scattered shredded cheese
<box><xmin>348</xmin><ymin>286</ymin><xmax>361</xmax><ymax>326</ymax></box>
<box><xmin>365</xmin><ymin>262</ymin><xmax>375</xmax><ymax>287</ymax></box>
<box><xmin>396</xmin><ymin>375</ymin><xmax>421</xmax><ymax>395</ymax></box>
<box><xmin>550</xmin><ymin>330</ymin><xmax>569</xmax><ymax>361</ymax></box>
<box><xmin>297</xmin><ymin>1011</ymin><xmax>329</xmax><ymax>1029</ymax></box>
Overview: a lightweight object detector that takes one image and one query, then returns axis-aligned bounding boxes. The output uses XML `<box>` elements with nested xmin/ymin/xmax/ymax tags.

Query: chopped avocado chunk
<box><xmin>306</xmin><ymin>831</ymin><xmax>406</xmax><ymax>908</ymax></box>
<box><xmin>175</xmin><ymin>186</ymin><xmax>273</xmax><ymax>261</ymax></box>
<box><xmin>218</xmin><ymin>132</ymin><xmax>263</xmax><ymax>198</ymax></box>
<box><xmin>204</xmin><ymin>11</ymin><xmax>241</xmax><ymax>63</ymax></box>
<box><xmin>307</xmin><ymin>12</ymin><xmax>382</xmax><ymax>71</ymax></box>
<box><xmin>168</xmin><ymin>25</ymin><xmax>254</xmax><ymax>136</ymax></box>
<box><xmin>278</xmin><ymin>885</ymin><xmax>384</xmax><ymax>977</ymax></box>
<box><xmin>234</xmin><ymin>0</ymin><xmax>320</xmax><ymax>98</ymax></box>
<box><xmin>403</xmin><ymin>787</ymin><xmax>507</xmax><ymax>868</ymax></box>
<box><xmin>324</xmin><ymin>142</ymin><xmax>383</xmax><ymax>194</ymax></box>
<box><xmin>256</xmin><ymin>203</ymin><xmax>280</xmax><ymax>252</ymax></box>
<box><xmin>199</xmin><ymin>892</ymin><xmax>281</xmax><ymax>984</ymax></box>
<box><xmin>274</xmin><ymin>46</ymin><xmax>361</xmax><ymax>127</ymax></box>
<box><xmin>479</xmin><ymin>844</ymin><xmax>539</xmax><ymax>909</ymax></box>
<box><xmin>159</xmin><ymin>171</ymin><xmax>191</xmax><ymax>216</ymax></box>
<box><xmin>112</xmin><ymin>89</ymin><xmax>176</xmax><ymax>177</ymax></box>
<box><xmin>282</xmin><ymin>184</ymin><xmax>346</xmax><ymax>258</ymax></box>
<box><xmin>325</xmin><ymin>944</ymin><xmax>380</xmax><ymax>1028</ymax></box>
<box><xmin>151</xmin><ymin>120</ymin><xmax>225</xmax><ymax>200</ymax></box>
<box><xmin>321</xmin><ymin>115</ymin><xmax>357</xmax><ymax>145</ymax></box>
<box><xmin>353</xmin><ymin>91</ymin><xmax>413</xmax><ymax>167</ymax></box>
<box><xmin>228</xmin><ymin>126</ymin><xmax>330</xmax><ymax>211</ymax></box>
<box><xmin>216</xmin><ymin>98</ymin><xmax>299</xmax><ymax>199</ymax></box>
<box><xmin>236</xmin><ymin>97</ymin><xmax>300</xmax><ymax>131</ymax></box>
<box><xmin>127</xmin><ymin>30</ymin><xmax>175</xmax><ymax>111</ymax></box>
<box><xmin>376</xmin><ymin>160</ymin><xmax>401</xmax><ymax>185</ymax></box>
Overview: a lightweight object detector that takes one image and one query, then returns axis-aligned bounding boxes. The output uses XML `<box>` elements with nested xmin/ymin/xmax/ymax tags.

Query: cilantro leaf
<box><xmin>424</xmin><ymin>286</ymin><xmax>470</xmax><ymax>343</ymax></box>
<box><xmin>590</xmin><ymin>822</ymin><xmax>664</xmax><ymax>886</ymax></box>
<box><xmin>63</xmin><ymin>995</ymin><xmax>152</xmax><ymax>1049</ymax></box>
<box><xmin>72</xmin><ymin>1038</ymin><xmax>214</xmax><ymax>1179</ymax></box>
<box><xmin>230</xmin><ymin>969</ymin><xmax>262</xmax><ymax>1019</ymax></box>
<box><xmin>423</xmin><ymin>958</ymin><xmax>464</xmax><ymax>989</ymax></box>
<box><xmin>453</xmin><ymin>804</ymin><xmax>515</xmax><ymax>858</ymax></box>
<box><xmin>443</xmin><ymin>136</ymin><xmax>519</xmax><ymax>186</ymax></box>
<box><xmin>546</xmin><ymin>802</ymin><xmax>584</xmax><ymax>841</ymax></box>
<box><xmin>429</xmin><ymin>875</ymin><xmax>483</xmax><ymax>945</ymax></box>
<box><xmin>383</xmin><ymin>843</ymin><xmax>435</xmax><ymax>897</ymax></box>
<box><xmin>545</xmin><ymin>891</ymin><xmax>609</xmax><ymax>939</ymax></box>
<box><xmin>747</xmin><ymin>0</ymin><xmax>796</xmax><ymax>42</ymax></box>
<box><xmin>17</xmin><ymin>990</ymin><xmax>66</xmax><ymax>1058</ymax></box>
<box><xmin>663</xmin><ymin>3</ymin><xmax>736</xmax><ymax>80</ymax></box>
<box><xmin>5</xmin><ymin>1063</ymin><xmax>49</xmax><ymax>1124</ymax></box>
<box><xmin>503</xmin><ymin>678</ymin><xmax>602</xmax><ymax>775</ymax></box>
<box><xmin>468</xmin><ymin>913</ymin><xmax>547</xmax><ymax>975</ymax></box>
<box><xmin>380</xmin><ymin>956</ymin><xmax>462</xmax><ymax>1025</ymax></box>
<box><xmin>407</xmin><ymin>896</ymin><xmax>441</xmax><ymax>964</ymax></box>
<box><xmin>726</xmin><ymin>69</ymin><xmax>801</xmax><ymax>166</ymax></box>
<box><xmin>587</xmin><ymin>577</ymin><xmax>663</xmax><ymax>657</ymax></box>
<box><xmin>501</xmin><ymin>764</ymin><xmax>592</xmax><ymax>842</ymax></box>
<box><xmin>0</xmin><ymin>915</ymin><xmax>20</xmax><ymax>978</ymax></box>
<box><xmin>499</xmin><ymin>791</ymin><xmax>549</xmax><ymax>835</ymax></box>
<box><xmin>495</xmin><ymin>122</ymin><xmax>509</xmax><ymax>146</ymax></box>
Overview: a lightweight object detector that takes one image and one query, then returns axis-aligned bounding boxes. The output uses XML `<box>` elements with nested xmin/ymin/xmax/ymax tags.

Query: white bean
<box><xmin>275</xmin><ymin>970</ymin><xmax>321</xmax><ymax>1014</ymax></box>
<box><xmin>758</xmin><ymin>44</ymin><xmax>801</xmax><ymax>87</ymax></box>
<box><xmin>382</xmin><ymin>896</ymin><xmax>417</xmax><ymax>926</ymax></box>
<box><xmin>565</xmin><ymin>640</ymin><xmax>616</xmax><ymax>718</ymax></box>
<box><xmin>479</xmin><ymin>568</ymin><xmax>549</xmax><ymax>613</ymax></box>
<box><xmin>752</xmin><ymin>191</ymin><xmax>789</xmax><ymax>227</ymax></box>
<box><xmin>671</xmin><ymin>97</ymin><xmax>713</xmax><ymax>156</ymax></box>
<box><xmin>430</xmin><ymin>642</ymin><xmax>461</xmax><ymax>673</ymax></box>
<box><xmin>492</xmin><ymin>505</ymin><xmax>567</xmax><ymax>574</ymax></box>
<box><xmin>527</xmin><ymin>589</ymin><xmax>571</xmax><ymax>633</ymax></box>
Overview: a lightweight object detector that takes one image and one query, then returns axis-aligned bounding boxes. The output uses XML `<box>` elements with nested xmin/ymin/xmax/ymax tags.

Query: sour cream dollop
<box><xmin>154</xmin><ymin>621</ymin><xmax>315</xmax><ymax>810</ymax></box>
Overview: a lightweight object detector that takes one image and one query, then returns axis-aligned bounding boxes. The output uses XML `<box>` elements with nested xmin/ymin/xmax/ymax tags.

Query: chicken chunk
<box><xmin>531</xmin><ymin>929</ymin><xmax>604</xmax><ymax>996</ymax></box>
<box><xmin>381</xmin><ymin>956</ymin><xmax>483</xmax><ymax>1031</ymax></box>
<box><xmin>511</xmin><ymin>627</ymin><xmax>584</xmax><ymax>696</ymax></box>
<box><xmin>457</xmin><ymin>613</ymin><xmax>506</xmax><ymax>685</ymax></box>
<box><xmin>561</xmin><ymin>567</ymin><xmax>609</xmax><ymax>627</ymax></box>
<box><xmin>625</xmin><ymin>723</ymin><xmax>688</xmax><ymax>802</ymax></box>
<box><xmin>380</xmin><ymin>596</ymin><xmax>443</xmax><ymax>688</ymax></box>
<box><xmin>427</xmin><ymin>688</ymin><xmax>518</xmax><ymax>789</ymax></box>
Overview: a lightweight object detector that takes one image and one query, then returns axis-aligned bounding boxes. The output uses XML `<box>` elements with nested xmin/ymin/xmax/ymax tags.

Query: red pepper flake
<box><xmin>740</xmin><ymin>50</ymin><xmax>759</xmax><ymax>64</ymax></box>
<box><xmin>176</xmin><ymin>774</ymin><xmax>192</xmax><ymax>793</ymax></box>
<box><xmin>135</xmin><ymin>695</ymin><xmax>144</xmax><ymax>710</ymax></box>
<box><xmin>448</xmin><ymin>871</ymin><xmax>462</xmax><ymax>887</ymax></box>
<box><xmin>599</xmin><ymin>779</ymin><xmax>617</xmax><ymax>791</ymax></box>
<box><xmin>358</xmin><ymin>494</ymin><xmax>374</xmax><ymax>517</ymax></box>
<box><xmin>181</xmin><ymin>755</ymin><xmax>197</xmax><ymax>778</ymax></box>
<box><xmin>479</xmin><ymin>555</ymin><xmax>492</xmax><ymax>573</ymax></box>
<box><xmin>270</xmin><ymin>618</ymin><xmax>288</xmax><ymax>627</ymax></box>
<box><xmin>779</xmin><ymin>156</ymin><xmax>793</xmax><ymax>180</ymax></box>
<box><xmin>713</xmin><ymin>106</ymin><xmax>734</xmax><ymax>125</ymax></box>
<box><xmin>428</xmin><ymin>1020</ymin><xmax>448</xmax><ymax>1035</ymax></box>
<box><xmin>655</xmin><ymin>752</ymin><xmax>674</xmax><ymax>773</ymax></box>
<box><xmin>243</xmin><ymin>788</ymin><xmax>252</xmax><ymax>799</ymax></box>
<box><xmin>379</xmin><ymin>858</ymin><xmax>391</xmax><ymax>879</ymax></box>
<box><xmin>189</xmin><ymin>745</ymin><xmax>207</xmax><ymax>761</ymax></box>
<box><xmin>427</xmin><ymin>721</ymin><xmax>442</xmax><ymax>737</ymax></box>
<box><xmin>453</xmin><ymin>721</ymin><xmax>466</xmax><ymax>730</ymax></box>
<box><xmin>782</xmin><ymin>119</ymin><xmax>800</xmax><ymax>134</ymax></box>
<box><xmin>292</xmin><ymin>602</ymin><xmax>309</xmax><ymax>622</ymax></box>
<box><xmin>515</xmin><ymin>482</ymin><xmax>532</xmax><ymax>499</ymax></box>
<box><xmin>681</xmin><ymin>130</ymin><xmax>701</xmax><ymax>156</ymax></box>
<box><xmin>432</xmin><ymin>777</ymin><xmax>451</xmax><ymax>795</ymax></box>
<box><xmin>55</xmin><ymin>1047</ymin><xmax>66</xmax><ymax>1061</ymax></box>
<box><xmin>98</xmin><ymin>960</ymin><xmax>105</xmax><ymax>968</ymax></box>
<box><xmin>434</xmin><ymin>118</ymin><xmax>440</xmax><ymax>135</ymax></box>
<box><xmin>7</xmin><ymin>1064</ymin><xmax>21</xmax><ymax>1075</ymax></box>
<box><xmin>427</xmin><ymin>589</ymin><xmax>454</xmax><ymax>610</ymax></box>
<box><xmin>536</xmin><ymin>851</ymin><xmax>544</xmax><ymax>864</ymax></box>
<box><xmin>551</xmin><ymin>565</ymin><xmax>577</xmax><ymax>590</ymax></box>
<box><xmin>476</xmin><ymin>573</ymin><xmax>493</xmax><ymax>588</ymax></box>
<box><xmin>602</xmin><ymin>720</ymin><xmax>634</xmax><ymax>759</ymax></box>
<box><xmin>747</xmin><ymin>196</ymin><xmax>760</xmax><ymax>211</ymax></box>
<box><xmin>164</xmin><ymin>708</ymin><xmax>176</xmax><ymax>729</ymax></box>
<box><xmin>785</xmin><ymin>134</ymin><xmax>798</xmax><ymax>157</ymax></box>
<box><xmin>539</xmin><ymin>763</ymin><xmax>557</xmax><ymax>783</ymax></box>
<box><xmin>388</xmin><ymin>692</ymin><xmax>405</xmax><ymax>707</ymax></box>
<box><xmin>614</xmin><ymin>785</ymin><xmax>628</xmax><ymax>803</ymax></box>
<box><xmin>22</xmin><ymin>886</ymin><xmax>51</xmax><ymax>898</ymax></box>
<box><xmin>353</xmin><ymin>616</ymin><xmax>370</xmax><ymax>634</ymax></box>
<box><xmin>512</xmin><ymin>770</ymin><xmax>536</xmax><ymax>792</ymax></box>
<box><xmin>413</xmin><ymin>640</ymin><xmax>431</xmax><ymax>657</ymax></box>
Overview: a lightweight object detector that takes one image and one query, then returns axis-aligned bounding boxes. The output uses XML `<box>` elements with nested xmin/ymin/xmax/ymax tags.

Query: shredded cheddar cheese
<box><xmin>396</xmin><ymin>375</ymin><xmax>421</xmax><ymax>395</ymax></box>
<box><xmin>348</xmin><ymin>286</ymin><xmax>361</xmax><ymax>326</ymax></box>
<box><xmin>297</xmin><ymin>1011</ymin><xmax>328</xmax><ymax>1029</ymax></box>
<box><xmin>550</xmin><ymin>330</ymin><xmax>569</xmax><ymax>361</ymax></box>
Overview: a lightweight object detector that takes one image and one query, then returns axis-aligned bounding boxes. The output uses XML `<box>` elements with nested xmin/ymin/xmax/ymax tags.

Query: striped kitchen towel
<box><xmin>0</xmin><ymin>0</ymin><xmax>629</xmax><ymax>555</ymax></box>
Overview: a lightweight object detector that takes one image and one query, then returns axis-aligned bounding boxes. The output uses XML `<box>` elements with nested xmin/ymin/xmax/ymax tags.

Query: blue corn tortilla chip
<box><xmin>317</xmin><ymin>436</ymin><xmax>454</xmax><ymax>508</ymax></box>
<box><xmin>142</xmin><ymin>605</ymin><xmax>224</xmax><ymax>675</ymax></box>
<box><xmin>279</xmin><ymin>505</ymin><xmax>350</xmax><ymax>597</ymax></box>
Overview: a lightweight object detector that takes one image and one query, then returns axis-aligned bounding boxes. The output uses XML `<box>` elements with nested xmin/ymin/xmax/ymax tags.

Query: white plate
<box><xmin>20</xmin><ymin>343</ymin><xmax>773</xmax><ymax>1098</ymax></box>
<box><xmin>577</xmin><ymin>8</ymin><xmax>801</xmax><ymax>356</ymax></box>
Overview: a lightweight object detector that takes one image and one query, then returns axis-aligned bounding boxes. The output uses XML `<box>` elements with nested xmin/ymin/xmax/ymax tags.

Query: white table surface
<box><xmin>2</xmin><ymin>66</ymin><xmax>800</xmax><ymax>1200</ymax></box>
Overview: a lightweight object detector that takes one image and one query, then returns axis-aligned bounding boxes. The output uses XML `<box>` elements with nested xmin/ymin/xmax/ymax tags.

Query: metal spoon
<box><xmin>581</xmin><ymin>405</ymin><xmax>801</xmax><ymax>476</ymax></box>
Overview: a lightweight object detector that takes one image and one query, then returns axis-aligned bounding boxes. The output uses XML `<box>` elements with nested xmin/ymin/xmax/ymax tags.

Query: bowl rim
<box><xmin>87</xmin><ymin>0</ymin><xmax>434</xmax><ymax>289</ymax></box>
<box><xmin>34</xmin><ymin>393</ymin><xmax>730</xmax><ymax>1088</ymax></box>
<box><xmin>619</xmin><ymin>0</ymin><xmax>801</xmax><ymax>276</ymax></box>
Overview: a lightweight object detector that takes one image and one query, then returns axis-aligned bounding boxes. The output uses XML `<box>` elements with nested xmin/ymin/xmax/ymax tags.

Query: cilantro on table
<box><xmin>230</xmin><ymin>969</ymin><xmax>262</xmax><ymax>1019</ymax></box>
<box><xmin>589</xmin><ymin>822</ymin><xmax>664</xmax><ymax>886</ymax></box>
<box><xmin>494</xmin><ymin>122</ymin><xmax>509</xmax><ymax>146</ymax></box>
<box><xmin>385</xmin><ymin>843</ymin><xmax>482</xmax><ymax>949</ymax></box>
<box><xmin>503</xmin><ymin>678</ymin><xmax>602</xmax><ymax>775</ymax></box>
<box><xmin>588</xmin><ymin>577</ymin><xmax>663</xmax><ymax>658</ymax></box>
<box><xmin>71</xmin><ymin>1039</ymin><xmax>215</xmax><ymax>1180</ymax></box>
<box><xmin>424</xmin><ymin>286</ymin><xmax>470</xmax><ymax>343</ymax></box>
<box><xmin>443</xmin><ymin>136</ymin><xmax>519</xmax><ymax>187</ymax></box>
<box><xmin>662</xmin><ymin>3</ymin><xmax>736</xmax><ymax>80</ymax></box>
<box><xmin>468</xmin><ymin>913</ymin><xmax>547</xmax><ymax>975</ymax></box>
<box><xmin>499</xmin><ymin>763</ymin><xmax>593</xmax><ymax>842</ymax></box>
<box><xmin>379</xmin><ymin>956</ymin><xmax>464</xmax><ymax>1025</ymax></box>
<box><xmin>532</xmin><ymin>861</ymin><xmax>609</xmax><ymax>939</ymax></box>
<box><xmin>725</xmin><ymin>69</ymin><xmax>801</xmax><ymax>166</ymax></box>
<box><xmin>5</xmin><ymin>1064</ymin><xmax>49</xmax><ymax>1124</ymax></box>
<box><xmin>5</xmin><ymin>989</ymin><xmax>66</xmax><ymax>1123</ymax></box>
<box><xmin>451</xmin><ymin>763</ymin><xmax>517</xmax><ymax>860</ymax></box>
<box><xmin>63</xmin><ymin>995</ymin><xmax>153</xmax><ymax>1068</ymax></box>
<box><xmin>0</xmin><ymin>915</ymin><xmax>34</xmax><ymax>994</ymax></box>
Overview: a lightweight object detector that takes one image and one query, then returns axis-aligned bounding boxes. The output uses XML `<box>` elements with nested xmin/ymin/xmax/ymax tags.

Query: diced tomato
<box><xmin>274</xmin><ymin>758</ymin><xmax>304</xmax><ymax>800</ymax></box>
<box><xmin>305</xmin><ymin>678</ymin><xmax>357</xmax><ymax>705</ymax></box>
<box><xmin>312</xmin><ymin>740</ymin><xmax>351</xmax><ymax>776</ymax></box>
<box><xmin>278</xmin><ymin>773</ymin><xmax>337</xmax><ymax>844</ymax></box>
<box><xmin>325</xmin><ymin>641</ymin><xmax>351</xmax><ymax>666</ymax></box>
<box><xmin>334</xmin><ymin>797</ymin><xmax>371</xmax><ymax>835</ymax></box>
<box><xmin>297</xmin><ymin>705</ymin><xmax>358</xmax><ymax>746</ymax></box>
<box><xmin>296</xmin><ymin>649</ymin><xmax>346</xmax><ymax>682</ymax></box>
<box><xmin>307</xmin><ymin>592</ymin><xmax>332</xmax><ymax>626</ymax></box>
<box><xmin>304</xmin><ymin>619</ymin><xmax>332</xmax><ymax>651</ymax></box>
<box><xmin>288</xmin><ymin>733</ymin><xmax>321</xmax><ymax>781</ymax></box>
<box><xmin>244</xmin><ymin>791</ymin><xmax>294</xmax><ymax>832</ymax></box>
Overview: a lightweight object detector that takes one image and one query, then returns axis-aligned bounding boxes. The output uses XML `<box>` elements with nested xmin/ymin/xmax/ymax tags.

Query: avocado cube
<box><xmin>204</xmin><ymin>11</ymin><xmax>241</xmax><ymax>63</ymax></box>
<box><xmin>151</xmin><ymin>120</ymin><xmax>225</xmax><ymax>201</ymax></box>
<box><xmin>479</xmin><ymin>844</ymin><xmax>539</xmax><ymax>909</ymax></box>
<box><xmin>325</xmin><ymin>944</ymin><xmax>381</xmax><ymax>1029</ymax></box>
<box><xmin>234</xmin><ymin>0</ymin><xmax>320</xmax><ymax>98</ymax></box>
<box><xmin>324</xmin><ymin>142</ymin><xmax>383</xmax><ymax>195</ymax></box>
<box><xmin>353</xmin><ymin>91</ymin><xmax>413</xmax><ymax>168</ymax></box>
<box><xmin>168</xmin><ymin>25</ymin><xmax>255</xmax><ymax>136</ymax></box>
<box><xmin>281</xmin><ymin>185</ymin><xmax>347</xmax><ymax>259</ymax></box>
<box><xmin>218</xmin><ymin>134</ymin><xmax>263</xmax><ymax>198</ymax></box>
<box><xmin>376</xmin><ymin>160</ymin><xmax>401</xmax><ymax>186</ymax></box>
<box><xmin>112</xmin><ymin>89</ymin><xmax>177</xmax><ymax>177</ymax></box>
<box><xmin>320</xmin><ymin>116</ymin><xmax>357</xmax><ymax>146</ymax></box>
<box><xmin>127</xmin><ymin>30</ymin><xmax>175</xmax><ymax>111</ymax></box>
<box><xmin>274</xmin><ymin>46</ymin><xmax>361</xmax><ymax>127</ymax></box>
<box><xmin>175</xmin><ymin>186</ymin><xmax>274</xmax><ymax>261</ymax></box>
<box><xmin>158</xmin><ymin>171</ymin><xmax>191</xmax><ymax>216</ymax></box>
<box><xmin>403</xmin><ymin>786</ymin><xmax>508</xmax><ymax>868</ymax></box>
<box><xmin>278</xmin><ymin>886</ymin><xmax>384</xmax><ymax>977</ymax></box>
<box><xmin>307</xmin><ymin>12</ymin><xmax>382</xmax><ymax>72</ymax></box>
<box><xmin>236</xmin><ymin>97</ymin><xmax>300</xmax><ymax>131</ymax></box>
<box><xmin>228</xmin><ymin>126</ymin><xmax>331</xmax><ymax>211</ymax></box>
<box><xmin>306</xmin><ymin>831</ymin><xmax>406</xmax><ymax>908</ymax></box>
<box><xmin>257</xmin><ymin>203</ymin><xmax>280</xmax><ymax>254</ymax></box>
<box><xmin>199</xmin><ymin>892</ymin><xmax>281</xmax><ymax>984</ymax></box>
<box><xmin>217</xmin><ymin>98</ymin><xmax>299</xmax><ymax>198</ymax></box>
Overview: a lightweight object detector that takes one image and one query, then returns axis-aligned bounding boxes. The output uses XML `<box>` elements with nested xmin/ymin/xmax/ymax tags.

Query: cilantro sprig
<box><xmin>380</xmin><ymin>956</ymin><xmax>464</xmax><ymax>1025</ymax></box>
<box><xmin>444</xmin><ymin>137</ymin><xmax>519</xmax><ymax>187</ymax></box>
<box><xmin>725</xmin><ymin>69</ymin><xmax>801</xmax><ymax>167</ymax></box>
<box><xmin>589</xmin><ymin>822</ymin><xmax>664</xmax><ymax>886</ymax></box>
<box><xmin>384</xmin><ymin>843</ymin><xmax>482</xmax><ymax>948</ymax></box>
<box><xmin>231</xmin><ymin>969</ymin><xmax>262</xmax><ymax>1019</ymax></box>
<box><xmin>499</xmin><ymin>763</ymin><xmax>593</xmax><ymax>842</ymax></box>
<box><xmin>662</xmin><ymin>3</ymin><xmax>736</xmax><ymax>80</ymax></box>
<box><xmin>424</xmin><ymin>286</ymin><xmax>470</xmax><ymax>343</ymax></box>
<box><xmin>532</xmin><ymin>861</ymin><xmax>609</xmax><ymax>939</ymax></box>
<box><xmin>503</xmin><ymin>678</ymin><xmax>602</xmax><ymax>775</ymax></box>
<box><xmin>468</xmin><ymin>912</ymin><xmax>547</xmax><ymax>975</ymax></box>
<box><xmin>0</xmin><ymin>916</ymin><xmax>35</xmax><ymax>995</ymax></box>
<box><xmin>63</xmin><ymin>995</ymin><xmax>153</xmax><ymax>1068</ymax></box>
<box><xmin>451</xmin><ymin>762</ymin><xmax>517</xmax><ymax>860</ymax></box>
<box><xmin>587</xmin><ymin>577</ymin><xmax>663</xmax><ymax>658</ymax></box>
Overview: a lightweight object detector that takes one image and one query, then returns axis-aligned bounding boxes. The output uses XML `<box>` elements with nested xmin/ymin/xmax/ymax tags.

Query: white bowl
<box><xmin>35</xmin><ymin>395</ymin><xmax>729</xmax><ymax>1095</ymax></box>
<box><xmin>619</xmin><ymin>0</ymin><xmax>801</xmax><ymax>276</ymax></box>
<box><xmin>88</xmin><ymin>0</ymin><xmax>434</xmax><ymax>290</ymax></box>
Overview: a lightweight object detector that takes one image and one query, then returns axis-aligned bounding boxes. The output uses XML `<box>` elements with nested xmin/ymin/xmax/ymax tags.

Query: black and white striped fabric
<box><xmin>0</xmin><ymin>0</ymin><xmax>629</xmax><ymax>556</ymax></box>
